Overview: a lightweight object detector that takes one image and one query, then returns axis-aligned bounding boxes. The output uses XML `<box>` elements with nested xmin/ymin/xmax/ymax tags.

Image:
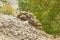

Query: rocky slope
<box><xmin>0</xmin><ymin>0</ymin><xmax>60</xmax><ymax>40</ymax></box>
<box><xmin>0</xmin><ymin>14</ymin><xmax>54</xmax><ymax>40</ymax></box>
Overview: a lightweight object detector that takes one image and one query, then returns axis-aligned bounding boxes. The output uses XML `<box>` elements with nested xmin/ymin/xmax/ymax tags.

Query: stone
<box><xmin>0</xmin><ymin>14</ymin><xmax>53</xmax><ymax>40</ymax></box>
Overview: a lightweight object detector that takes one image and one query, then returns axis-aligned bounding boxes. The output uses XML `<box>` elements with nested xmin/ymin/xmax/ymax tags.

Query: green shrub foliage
<box><xmin>18</xmin><ymin>0</ymin><xmax>60</xmax><ymax>35</ymax></box>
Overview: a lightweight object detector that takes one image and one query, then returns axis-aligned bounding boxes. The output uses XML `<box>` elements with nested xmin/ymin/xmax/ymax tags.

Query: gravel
<box><xmin>0</xmin><ymin>14</ymin><xmax>54</xmax><ymax>40</ymax></box>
